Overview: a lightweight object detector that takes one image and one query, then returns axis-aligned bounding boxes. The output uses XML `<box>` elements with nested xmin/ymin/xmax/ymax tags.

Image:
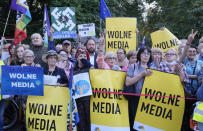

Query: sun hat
<box><xmin>42</xmin><ymin>50</ymin><xmax>60</xmax><ymax>63</ymax></box>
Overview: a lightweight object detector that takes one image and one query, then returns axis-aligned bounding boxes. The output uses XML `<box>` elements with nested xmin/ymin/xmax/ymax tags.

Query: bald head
<box><xmin>31</xmin><ymin>33</ymin><xmax>43</xmax><ymax>46</ymax></box>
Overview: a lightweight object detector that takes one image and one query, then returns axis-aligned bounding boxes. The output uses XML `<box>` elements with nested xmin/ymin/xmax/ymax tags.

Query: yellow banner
<box><xmin>151</xmin><ymin>28</ymin><xmax>182</xmax><ymax>52</ymax></box>
<box><xmin>26</xmin><ymin>86</ymin><xmax>69</xmax><ymax>131</ymax></box>
<box><xmin>90</xmin><ymin>69</ymin><xmax>130</xmax><ymax>131</ymax></box>
<box><xmin>106</xmin><ymin>17</ymin><xmax>137</xmax><ymax>53</ymax></box>
<box><xmin>134</xmin><ymin>70</ymin><xmax>185</xmax><ymax>131</ymax></box>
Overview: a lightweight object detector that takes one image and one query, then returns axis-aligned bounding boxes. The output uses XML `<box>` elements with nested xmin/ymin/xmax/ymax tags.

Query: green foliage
<box><xmin>144</xmin><ymin>0</ymin><xmax>203</xmax><ymax>46</ymax></box>
<box><xmin>0</xmin><ymin>0</ymin><xmax>201</xmax><ymax>47</ymax></box>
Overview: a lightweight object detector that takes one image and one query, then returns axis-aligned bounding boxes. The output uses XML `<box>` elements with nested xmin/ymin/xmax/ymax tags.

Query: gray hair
<box><xmin>104</xmin><ymin>52</ymin><xmax>117</xmax><ymax>60</ymax></box>
<box><xmin>23</xmin><ymin>49</ymin><xmax>35</xmax><ymax>57</ymax></box>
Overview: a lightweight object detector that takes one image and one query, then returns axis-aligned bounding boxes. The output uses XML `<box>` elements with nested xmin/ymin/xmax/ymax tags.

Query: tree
<box><xmin>143</xmin><ymin>0</ymin><xmax>203</xmax><ymax>46</ymax></box>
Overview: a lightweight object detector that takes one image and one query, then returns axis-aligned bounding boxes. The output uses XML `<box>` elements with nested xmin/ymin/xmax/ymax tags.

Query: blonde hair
<box><xmin>151</xmin><ymin>48</ymin><xmax>163</xmax><ymax>55</ymax></box>
<box><xmin>166</xmin><ymin>48</ymin><xmax>178</xmax><ymax>55</ymax></box>
<box><xmin>104</xmin><ymin>52</ymin><xmax>117</xmax><ymax>60</ymax></box>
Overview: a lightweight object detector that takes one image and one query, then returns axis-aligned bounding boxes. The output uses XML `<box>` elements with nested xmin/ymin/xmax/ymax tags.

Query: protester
<box><xmin>30</xmin><ymin>33</ymin><xmax>48</xmax><ymax>67</ymax></box>
<box><xmin>71</xmin><ymin>45</ymin><xmax>77</xmax><ymax>56</ymax></box>
<box><xmin>11</xmin><ymin>45</ymin><xmax>25</xmax><ymax>65</ymax></box>
<box><xmin>62</xmin><ymin>40</ymin><xmax>73</xmax><ymax>58</ymax></box>
<box><xmin>1</xmin><ymin>43</ymin><xmax>11</xmax><ymax>65</ymax></box>
<box><xmin>159</xmin><ymin>49</ymin><xmax>188</xmax><ymax>82</ymax></box>
<box><xmin>84</xmin><ymin>37</ymin><xmax>98</xmax><ymax>68</ymax></box>
<box><xmin>56</xmin><ymin>43</ymin><xmax>63</xmax><ymax>52</ymax></box>
<box><xmin>21</xmin><ymin>49</ymin><xmax>40</xmax><ymax>67</ymax></box>
<box><xmin>125</xmin><ymin>46</ymin><xmax>152</xmax><ymax>131</ymax></box>
<box><xmin>73</xmin><ymin>48</ymin><xmax>91</xmax><ymax>131</ymax></box>
<box><xmin>127</xmin><ymin>50</ymin><xmax>137</xmax><ymax>64</ymax></box>
<box><xmin>97</xmin><ymin>51</ymin><xmax>121</xmax><ymax>71</ymax></box>
<box><xmin>122</xmin><ymin>50</ymin><xmax>137</xmax><ymax>71</ymax></box>
<box><xmin>182</xmin><ymin>45</ymin><xmax>203</xmax><ymax>96</ymax></box>
<box><xmin>178</xmin><ymin>39</ymin><xmax>187</xmax><ymax>58</ymax></box>
<box><xmin>193</xmin><ymin>69</ymin><xmax>203</xmax><ymax>130</ymax></box>
<box><xmin>8</xmin><ymin>44</ymin><xmax>16</xmax><ymax>65</ymax></box>
<box><xmin>197</xmin><ymin>37</ymin><xmax>203</xmax><ymax>61</ymax></box>
<box><xmin>150</xmin><ymin>48</ymin><xmax>163</xmax><ymax>70</ymax></box>
<box><xmin>117</xmin><ymin>48</ymin><xmax>128</xmax><ymax>69</ymax></box>
<box><xmin>42</xmin><ymin>50</ymin><xmax>68</xmax><ymax>87</ymax></box>
<box><xmin>56</xmin><ymin>50</ymin><xmax>73</xmax><ymax>79</ymax></box>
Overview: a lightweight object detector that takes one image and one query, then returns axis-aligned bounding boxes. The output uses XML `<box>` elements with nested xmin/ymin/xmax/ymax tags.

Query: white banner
<box><xmin>78</xmin><ymin>23</ymin><xmax>95</xmax><ymax>37</ymax></box>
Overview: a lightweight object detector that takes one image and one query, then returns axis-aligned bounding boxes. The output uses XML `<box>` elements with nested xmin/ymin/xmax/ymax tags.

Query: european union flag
<box><xmin>100</xmin><ymin>0</ymin><xmax>111</xmax><ymax>20</ymax></box>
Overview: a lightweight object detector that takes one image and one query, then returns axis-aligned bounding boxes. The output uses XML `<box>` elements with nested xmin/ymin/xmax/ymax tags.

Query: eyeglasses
<box><xmin>165</xmin><ymin>53</ymin><xmax>176</xmax><ymax>57</ymax></box>
<box><xmin>60</xmin><ymin>53</ymin><xmax>68</xmax><ymax>57</ymax></box>
<box><xmin>107</xmin><ymin>57</ymin><xmax>116</xmax><ymax>60</ymax></box>
<box><xmin>152</xmin><ymin>53</ymin><xmax>161</xmax><ymax>56</ymax></box>
<box><xmin>117</xmin><ymin>52</ymin><xmax>124</xmax><ymax>55</ymax></box>
<box><xmin>24</xmin><ymin>56</ymin><xmax>34</xmax><ymax>58</ymax></box>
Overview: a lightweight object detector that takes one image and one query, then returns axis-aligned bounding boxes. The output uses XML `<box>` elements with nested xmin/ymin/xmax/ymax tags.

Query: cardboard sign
<box><xmin>26</xmin><ymin>86</ymin><xmax>69</xmax><ymax>131</ymax></box>
<box><xmin>134</xmin><ymin>70</ymin><xmax>185</xmax><ymax>131</ymax></box>
<box><xmin>73</xmin><ymin>72</ymin><xmax>92</xmax><ymax>99</ymax></box>
<box><xmin>1</xmin><ymin>66</ymin><xmax>44</xmax><ymax>96</ymax></box>
<box><xmin>51</xmin><ymin>7</ymin><xmax>76</xmax><ymax>39</ymax></box>
<box><xmin>90</xmin><ymin>69</ymin><xmax>130</xmax><ymax>131</ymax></box>
<box><xmin>106</xmin><ymin>17</ymin><xmax>137</xmax><ymax>53</ymax></box>
<box><xmin>151</xmin><ymin>28</ymin><xmax>182</xmax><ymax>52</ymax></box>
<box><xmin>78</xmin><ymin>23</ymin><xmax>95</xmax><ymax>37</ymax></box>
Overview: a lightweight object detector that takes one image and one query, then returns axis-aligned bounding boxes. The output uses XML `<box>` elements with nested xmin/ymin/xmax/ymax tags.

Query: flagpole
<box><xmin>1</xmin><ymin>9</ymin><xmax>11</xmax><ymax>46</ymax></box>
<box><xmin>2</xmin><ymin>9</ymin><xmax>11</xmax><ymax>37</ymax></box>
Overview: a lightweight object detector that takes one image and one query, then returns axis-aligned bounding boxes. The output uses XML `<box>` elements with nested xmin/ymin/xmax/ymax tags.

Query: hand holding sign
<box><xmin>142</xmin><ymin>70</ymin><xmax>153</xmax><ymax>77</ymax></box>
<box><xmin>187</xmin><ymin>29</ymin><xmax>198</xmax><ymax>44</ymax></box>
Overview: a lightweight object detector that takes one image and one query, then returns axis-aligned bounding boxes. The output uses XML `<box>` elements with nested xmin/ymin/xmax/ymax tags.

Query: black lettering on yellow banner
<box><xmin>134</xmin><ymin>70</ymin><xmax>185</xmax><ymax>131</ymax></box>
<box><xmin>106</xmin><ymin>18</ymin><xmax>137</xmax><ymax>53</ymax></box>
<box><xmin>151</xmin><ymin>28</ymin><xmax>182</xmax><ymax>52</ymax></box>
<box><xmin>26</xmin><ymin>86</ymin><xmax>69</xmax><ymax>131</ymax></box>
<box><xmin>90</xmin><ymin>69</ymin><xmax>130</xmax><ymax>130</ymax></box>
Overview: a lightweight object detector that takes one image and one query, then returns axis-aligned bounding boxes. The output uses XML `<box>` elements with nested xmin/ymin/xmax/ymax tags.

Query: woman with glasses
<box><xmin>96</xmin><ymin>51</ymin><xmax>121</xmax><ymax>71</ymax></box>
<box><xmin>56</xmin><ymin>50</ymin><xmax>73</xmax><ymax>80</ymax></box>
<box><xmin>117</xmin><ymin>48</ymin><xmax>128</xmax><ymax>69</ymax></box>
<box><xmin>125</xmin><ymin>47</ymin><xmax>152</xmax><ymax>131</ymax></box>
<box><xmin>150</xmin><ymin>48</ymin><xmax>163</xmax><ymax>70</ymax></box>
<box><xmin>21</xmin><ymin>49</ymin><xmax>40</xmax><ymax>67</ymax></box>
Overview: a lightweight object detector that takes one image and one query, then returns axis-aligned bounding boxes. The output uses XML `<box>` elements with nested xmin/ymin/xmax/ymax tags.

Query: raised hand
<box><xmin>187</xmin><ymin>29</ymin><xmax>198</xmax><ymax>44</ymax></box>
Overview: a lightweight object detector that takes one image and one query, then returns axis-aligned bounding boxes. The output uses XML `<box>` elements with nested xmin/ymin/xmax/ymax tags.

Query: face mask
<box><xmin>166</xmin><ymin>60</ymin><xmax>176</xmax><ymax>66</ymax></box>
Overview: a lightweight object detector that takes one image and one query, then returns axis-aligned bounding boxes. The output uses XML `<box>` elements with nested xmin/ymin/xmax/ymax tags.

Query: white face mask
<box><xmin>166</xmin><ymin>61</ymin><xmax>177</xmax><ymax>66</ymax></box>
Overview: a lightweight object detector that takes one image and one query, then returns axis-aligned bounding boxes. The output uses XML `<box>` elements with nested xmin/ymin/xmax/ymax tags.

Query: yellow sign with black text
<box><xmin>26</xmin><ymin>86</ymin><xmax>69</xmax><ymax>131</ymax></box>
<box><xmin>151</xmin><ymin>28</ymin><xmax>182</xmax><ymax>52</ymax></box>
<box><xmin>90</xmin><ymin>69</ymin><xmax>130</xmax><ymax>131</ymax></box>
<box><xmin>134</xmin><ymin>70</ymin><xmax>185</xmax><ymax>131</ymax></box>
<box><xmin>106</xmin><ymin>17</ymin><xmax>137</xmax><ymax>53</ymax></box>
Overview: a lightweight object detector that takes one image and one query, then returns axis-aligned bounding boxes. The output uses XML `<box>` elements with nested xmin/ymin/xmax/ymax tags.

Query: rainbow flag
<box><xmin>10</xmin><ymin>0</ymin><xmax>32</xmax><ymax>45</ymax></box>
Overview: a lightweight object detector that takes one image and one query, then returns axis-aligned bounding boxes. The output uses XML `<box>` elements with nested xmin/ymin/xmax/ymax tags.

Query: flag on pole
<box><xmin>140</xmin><ymin>36</ymin><xmax>146</xmax><ymax>48</ymax></box>
<box><xmin>43</xmin><ymin>4</ymin><xmax>51</xmax><ymax>47</ymax></box>
<box><xmin>100</xmin><ymin>0</ymin><xmax>111</xmax><ymax>20</ymax></box>
<box><xmin>10</xmin><ymin>0</ymin><xmax>32</xmax><ymax>45</ymax></box>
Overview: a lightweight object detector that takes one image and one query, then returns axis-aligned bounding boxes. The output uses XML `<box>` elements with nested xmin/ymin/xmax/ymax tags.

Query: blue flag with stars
<box><xmin>100</xmin><ymin>0</ymin><xmax>111</xmax><ymax>20</ymax></box>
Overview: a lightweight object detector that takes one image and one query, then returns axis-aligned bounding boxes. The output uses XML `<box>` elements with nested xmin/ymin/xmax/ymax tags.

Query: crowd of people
<box><xmin>0</xmin><ymin>28</ymin><xmax>203</xmax><ymax>131</ymax></box>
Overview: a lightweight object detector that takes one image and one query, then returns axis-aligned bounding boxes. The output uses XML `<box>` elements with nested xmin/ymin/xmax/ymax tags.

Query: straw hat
<box><xmin>42</xmin><ymin>50</ymin><xmax>60</xmax><ymax>63</ymax></box>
